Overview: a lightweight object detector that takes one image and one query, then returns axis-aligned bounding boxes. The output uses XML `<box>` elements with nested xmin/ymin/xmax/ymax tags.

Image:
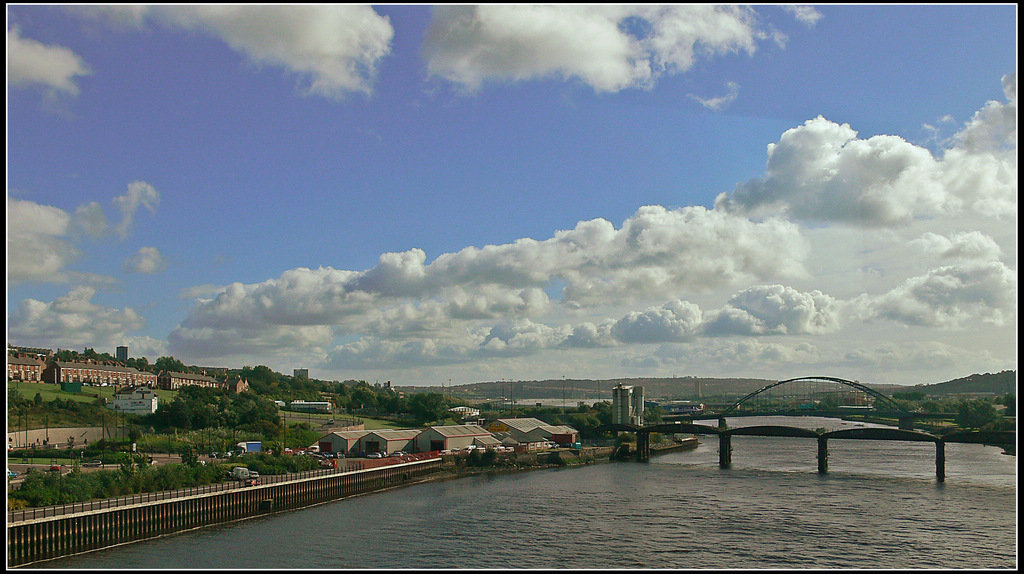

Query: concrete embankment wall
<box><xmin>7</xmin><ymin>458</ymin><xmax>441</xmax><ymax>567</ymax></box>
<box><xmin>8</xmin><ymin>427</ymin><xmax>109</xmax><ymax>449</ymax></box>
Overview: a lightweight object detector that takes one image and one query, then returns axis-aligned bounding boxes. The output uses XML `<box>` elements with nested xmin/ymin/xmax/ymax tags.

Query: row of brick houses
<box><xmin>44</xmin><ymin>360</ymin><xmax>159</xmax><ymax>387</ymax></box>
<box><xmin>156</xmin><ymin>371</ymin><xmax>249</xmax><ymax>393</ymax></box>
<box><xmin>7</xmin><ymin>353</ymin><xmax>48</xmax><ymax>382</ymax></box>
<box><xmin>8</xmin><ymin>352</ymin><xmax>248</xmax><ymax>394</ymax></box>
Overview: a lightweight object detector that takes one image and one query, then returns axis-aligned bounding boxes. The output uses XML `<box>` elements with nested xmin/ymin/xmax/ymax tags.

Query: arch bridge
<box><xmin>598</xmin><ymin>376</ymin><xmax>1015</xmax><ymax>482</ymax></box>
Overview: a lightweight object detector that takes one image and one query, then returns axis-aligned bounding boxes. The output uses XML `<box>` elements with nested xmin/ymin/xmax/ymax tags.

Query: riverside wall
<box><xmin>7</xmin><ymin>457</ymin><xmax>441</xmax><ymax>568</ymax></box>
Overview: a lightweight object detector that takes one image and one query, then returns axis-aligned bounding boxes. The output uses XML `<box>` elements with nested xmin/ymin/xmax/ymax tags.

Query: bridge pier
<box><xmin>898</xmin><ymin>416</ymin><xmax>914</xmax><ymax>430</ymax></box>
<box><xmin>936</xmin><ymin>441</ymin><xmax>945</xmax><ymax>483</ymax></box>
<box><xmin>817</xmin><ymin>436</ymin><xmax>828</xmax><ymax>474</ymax></box>
<box><xmin>718</xmin><ymin>433</ymin><xmax>732</xmax><ymax>468</ymax></box>
<box><xmin>636</xmin><ymin>431</ymin><xmax>651</xmax><ymax>462</ymax></box>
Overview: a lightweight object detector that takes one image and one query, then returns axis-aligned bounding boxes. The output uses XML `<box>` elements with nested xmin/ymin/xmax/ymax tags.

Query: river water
<box><xmin>37</xmin><ymin>417</ymin><xmax>1017</xmax><ymax>569</ymax></box>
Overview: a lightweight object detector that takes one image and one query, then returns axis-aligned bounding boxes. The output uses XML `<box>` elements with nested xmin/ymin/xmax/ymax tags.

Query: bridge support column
<box><xmin>898</xmin><ymin>416</ymin><xmax>914</xmax><ymax>430</ymax></box>
<box><xmin>718</xmin><ymin>433</ymin><xmax>732</xmax><ymax>468</ymax></box>
<box><xmin>636</xmin><ymin>431</ymin><xmax>650</xmax><ymax>462</ymax></box>
<box><xmin>817</xmin><ymin>436</ymin><xmax>828</xmax><ymax>474</ymax></box>
<box><xmin>935</xmin><ymin>441</ymin><xmax>945</xmax><ymax>483</ymax></box>
<box><xmin>718</xmin><ymin>417</ymin><xmax>728</xmax><ymax>430</ymax></box>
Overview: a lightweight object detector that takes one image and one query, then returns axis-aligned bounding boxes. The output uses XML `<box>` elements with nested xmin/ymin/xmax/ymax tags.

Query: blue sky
<box><xmin>7</xmin><ymin>5</ymin><xmax>1017</xmax><ymax>388</ymax></box>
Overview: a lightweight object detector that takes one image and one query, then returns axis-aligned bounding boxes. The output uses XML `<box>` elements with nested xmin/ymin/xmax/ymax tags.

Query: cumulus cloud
<box><xmin>611</xmin><ymin>299</ymin><xmax>703</xmax><ymax>343</ymax></box>
<box><xmin>7</xmin><ymin>27</ymin><xmax>91</xmax><ymax>96</ymax></box>
<box><xmin>848</xmin><ymin>261</ymin><xmax>1017</xmax><ymax>329</ymax></box>
<box><xmin>715</xmin><ymin>75</ymin><xmax>1017</xmax><ymax>226</ymax></box>
<box><xmin>689</xmin><ymin>81</ymin><xmax>739</xmax><ymax>111</ymax></box>
<box><xmin>8</xmin><ymin>196</ymin><xmax>79</xmax><ymax>283</ymax></box>
<box><xmin>911</xmin><ymin>231</ymin><xmax>1003</xmax><ymax>263</ymax></box>
<box><xmin>8</xmin><ymin>286</ymin><xmax>146</xmax><ymax>349</ymax></box>
<box><xmin>170</xmin><ymin>204</ymin><xmax>808</xmax><ymax>358</ymax></box>
<box><xmin>75</xmin><ymin>5</ymin><xmax>394</xmax><ymax>98</ymax></box>
<box><xmin>424</xmin><ymin>5</ymin><xmax>766</xmax><ymax>92</ymax></box>
<box><xmin>124</xmin><ymin>246</ymin><xmax>167</xmax><ymax>274</ymax></box>
<box><xmin>703</xmin><ymin>285</ymin><xmax>841</xmax><ymax>336</ymax></box>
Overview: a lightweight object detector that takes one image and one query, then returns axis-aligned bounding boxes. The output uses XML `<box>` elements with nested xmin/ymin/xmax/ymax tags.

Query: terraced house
<box><xmin>7</xmin><ymin>353</ymin><xmax>47</xmax><ymax>382</ymax></box>
<box><xmin>42</xmin><ymin>359</ymin><xmax>158</xmax><ymax>387</ymax></box>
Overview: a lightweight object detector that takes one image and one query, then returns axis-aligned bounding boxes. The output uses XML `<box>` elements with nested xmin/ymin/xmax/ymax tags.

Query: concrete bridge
<box><xmin>600</xmin><ymin>376</ymin><xmax>1015</xmax><ymax>482</ymax></box>
<box><xmin>599</xmin><ymin>420</ymin><xmax>1014</xmax><ymax>482</ymax></box>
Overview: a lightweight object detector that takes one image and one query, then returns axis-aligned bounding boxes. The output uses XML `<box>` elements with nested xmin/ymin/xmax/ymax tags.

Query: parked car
<box><xmin>389</xmin><ymin>451</ymin><xmax>407</xmax><ymax>457</ymax></box>
<box><xmin>83</xmin><ymin>460</ymin><xmax>103</xmax><ymax>467</ymax></box>
<box><xmin>366</xmin><ymin>452</ymin><xmax>383</xmax><ymax>459</ymax></box>
<box><xmin>249</xmin><ymin>471</ymin><xmax>260</xmax><ymax>486</ymax></box>
<box><xmin>8</xmin><ymin>468</ymin><xmax>17</xmax><ymax>479</ymax></box>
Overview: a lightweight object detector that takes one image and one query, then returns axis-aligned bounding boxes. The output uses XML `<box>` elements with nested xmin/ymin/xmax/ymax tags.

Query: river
<box><xmin>36</xmin><ymin>417</ymin><xmax>1017</xmax><ymax>569</ymax></box>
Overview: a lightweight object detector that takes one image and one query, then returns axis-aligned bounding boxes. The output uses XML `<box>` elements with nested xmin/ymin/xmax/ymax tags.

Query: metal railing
<box><xmin>6</xmin><ymin>467</ymin><xmax>336</xmax><ymax>523</ymax></box>
<box><xmin>7</xmin><ymin>454</ymin><xmax>441</xmax><ymax>524</ymax></box>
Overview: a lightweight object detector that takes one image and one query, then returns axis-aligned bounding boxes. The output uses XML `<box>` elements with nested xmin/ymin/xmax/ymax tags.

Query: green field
<box><xmin>8</xmin><ymin>382</ymin><xmax>179</xmax><ymax>432</ymax></box>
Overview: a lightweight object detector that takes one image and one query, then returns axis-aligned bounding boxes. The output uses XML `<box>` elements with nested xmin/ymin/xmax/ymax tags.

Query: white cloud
<box><xmin>112</xmin><ymin>181</ymin><xmax>160</xmax><ymax>239</ymax></box>
<box><xmin>424</xmin><ymin>5</ymin><xmax>766</xmax><ymax>92</ymax></box>
<box><xmin>611</xmin><ymin>299</ymin><xmax>703</xmax><ymax>343</ymax></box>
<box><xmin>689</xmin><ymin>81</ymin><xmax>739</xmax><ymax>111</ymax></box>
<box><xmin>911</xmin><ymin>231</ymin><xmax>1003</xmax><ymax>263</ymax></box>
<box><xmin>8</xmin><ymin>286</ymin><xmax>146</xmax><ymax>350</ymax></box>
<box><xmin>7</xmin><ymin>27</ymin><xmax>91</xmax><ymax>96</ymax></box>
<box><xmin>169</xmin><ymin>204</ymin><xmax>808</xmax><ymax>360</ymax></box>
<box><xmin>848</xmin><ymin>261</ymin><xmax>1017</xmax><ymax>329</ymax></box>
<box><xmin>75</xmin><ymin>5</ymin><xmax>394</xmax><ymax>99</ymax></box>
<box><xmin>124</xmin><ymin>246</ymin><xmax>167</xmax><ymax>274</ymax></box>
<box><xmin>781</xmin><ymin>6</ymin><xmax>824</xmax><ymax>27</ymax></box>
<box><xmin>73</xmin><ymin>201</ymin><xmax>107</xmax><ymax>237</ymax></box>
<box><xmin>7</xmin><ymin>196</ymin><xmax>79</xmax><ymax>283</ymax></box>
<box><xmin>703</xmin><ymin>285</ymin><xmax>841</xmax><ymax>336</ymax></box>
<box><xmin>715</xmin><ymin>75</ymin><xmax>1017</xmax><ymax>226</ymax></box>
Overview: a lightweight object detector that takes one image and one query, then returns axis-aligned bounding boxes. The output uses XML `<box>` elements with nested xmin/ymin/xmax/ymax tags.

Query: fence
<box><xmin>7</xmin><ymin>467</ymin><xmax>341</xmax><ymax>523</ymax></box>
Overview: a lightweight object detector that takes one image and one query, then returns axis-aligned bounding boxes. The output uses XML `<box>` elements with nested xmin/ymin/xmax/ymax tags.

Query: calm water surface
<box><xmin>39</xmin><ymin>417</ymin><xmax>1017</xmax><ymax>569</ymax></box>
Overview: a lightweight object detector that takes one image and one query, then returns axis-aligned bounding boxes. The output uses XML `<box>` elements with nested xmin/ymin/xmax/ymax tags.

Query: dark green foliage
<box><xmin>9</xmin><ymin>460</ymin><xmax>236</xmax><ymax>507</ymax></box>
<box><xmin>955</xmin><ymin>399</ymin><xmax>1001</xmax><ymax>429</ymax></box>
<box><xmin>140</xmin><ymin>386</ymin><xmax>281</xmax><ymax>439</ymax></box>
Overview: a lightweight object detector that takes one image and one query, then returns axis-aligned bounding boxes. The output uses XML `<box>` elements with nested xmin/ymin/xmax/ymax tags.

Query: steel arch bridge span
<box><xmin>720</xmin><ymin>376</ymin><xmax>907</xmax><ymax>416</ymax></box>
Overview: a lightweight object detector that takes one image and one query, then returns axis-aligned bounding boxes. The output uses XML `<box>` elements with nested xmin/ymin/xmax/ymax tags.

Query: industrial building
<box><xmin>356</xmin><ymin>429</ymin><xmax>421</xmax><ymax>455</ymax></box>
<box><xmin>612</xmin><ymin>383</ymin><xmax>644</xmax><ymax>426</ymax></box>
<box><xmin>317</xmin><ymin>430</ymin><xmax>372</xmax><ymax>456</ymax></box>
<box><xmin>485</xmin><ymin>418</ymin><xmax>579</xmax><ymax>446</ymax></box>
<box><xmin>415</xmin><ymin>424</ymin><xmax>500</xmax><ymax>453</ymax></box>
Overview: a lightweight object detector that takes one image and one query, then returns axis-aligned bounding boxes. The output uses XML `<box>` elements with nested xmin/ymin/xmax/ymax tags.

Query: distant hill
<box><xmin>399</xmin><ymin>371</ymin><xmax>1016</xmax><ymax>401</ymax></box>
<box><xmin>403</xmin><ymin>376</ymin><xmax>778</xmax><ymax>402</ymax></box>
<box><xmin>903</xmin><ymin>371</ymin><xmax>1016</xmax><ymax>396</ymax></box>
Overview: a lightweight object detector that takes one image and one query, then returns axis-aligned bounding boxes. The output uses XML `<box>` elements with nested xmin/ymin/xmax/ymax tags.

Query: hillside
<box><xmin>400</xmin><ymin>371</ymin><xmax>1016</xmax><ymax>402</ymax></box>
<box><xmin>906</xmin><ymin>371</ymin><xmax>1016</xmax><ymax>396</ymax></box>
<box><xmin>404</xmin><ymin>376</ymin><xmax>777</xmax><ymax>402</ymax></box>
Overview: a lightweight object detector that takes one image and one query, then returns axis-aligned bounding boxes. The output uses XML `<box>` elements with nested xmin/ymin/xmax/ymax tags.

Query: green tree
<box><xmin>408</xmin><ymin>392</ymin><xmax>447</xmax><ymax>425</ymax></box>
<box><xmin>180</xmin><ymin>443</ymin><xmax>199</xmax><ymax>467</ymax></box>
<box><xmin>956</xmin><ymin>399</ymin><xmax>1000</xmax><ymax>429</ymax></box>
<box><xmin>154</xmin><ymin>356</ymin><xmax>188</xmax><ymax>374</ymax></box>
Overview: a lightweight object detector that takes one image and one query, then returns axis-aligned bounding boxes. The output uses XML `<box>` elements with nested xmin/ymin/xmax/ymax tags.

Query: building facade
<box><xmin>7</xmin><ymin>353</ymin><xmax>47</xmax><ymax>382</ymax></box>
<box><xmin>107</xmin><ymin>386</ymin><xmax>159</xmax><ymax>415</ymax></box>
<box><xmin>416</xmin><ymin>424</ymin><xmax>500</xmax><ymax>453</ymax></box>
<box><xmin>43</xmin><ymin>360</ymin><xmax>158</xmax><ymax>388</ymax></box>
<box><xmin>612</xmin><ymin>383</ymin><xmax>644</xmax><ymax>426</ymax></box>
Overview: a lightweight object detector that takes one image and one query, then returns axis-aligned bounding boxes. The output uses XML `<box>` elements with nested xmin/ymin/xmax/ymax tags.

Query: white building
<box><xmin>107</xmin><ymin>386</ymin><xmax>159</xmax><ymax>415</ymax></box>
<box><xmin>612</xmin><ymin>383</ymin><xmax>644</xmax><ymax>426</ymax></box>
